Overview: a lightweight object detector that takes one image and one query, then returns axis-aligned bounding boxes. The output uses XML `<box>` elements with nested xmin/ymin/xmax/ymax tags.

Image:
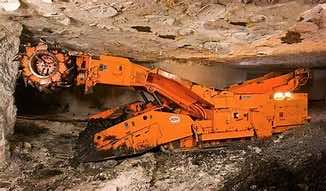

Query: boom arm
<box><xmin>74</xmin><ymin>55</ymin><xmax>211</xmax><ymax>119</ymax></box>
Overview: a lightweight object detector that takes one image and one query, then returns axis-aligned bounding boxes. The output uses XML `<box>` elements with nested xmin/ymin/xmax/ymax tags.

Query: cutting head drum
<box><xmin>29</xmin><ymin>51</ymin><xmax>59</xmax><ymax>78</ymax></box>
<box><xmin>20</xmin><ymin>43</ymin><xmax>73</xmax><ymax>91</ymax></box>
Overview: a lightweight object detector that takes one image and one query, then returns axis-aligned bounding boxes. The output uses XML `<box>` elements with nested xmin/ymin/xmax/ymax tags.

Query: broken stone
<box><xmin>23</xmin><ymin>142</ymin><xmax>32</xmax><ymax>150</ymax></box>
<box><xmin>248</xmin><ymin>146</ymin><xmax>262</xmax><ymax>153</ymax></box>
<box><xmin>94</xmin><ymin>172</ymin><xmax>110</xmax><ymax>181</ymax></box>
<box><xmin>96</xmin><ymin>153</ymin><xmax>156</xmax><ymax>190</ymax></box>
<box><xmin>202</xmin><ymin>41</ymin><xmax>219</xmax><ymax>51</ymax></box>
<box><xmin>290</xmin><ymin>21</ymin><xmax>319</xmax><ymax>33</ymax></box>
<box><xmin>57</xmin><ymin>15</ymin><xmax>71</xmax><ymax>26</ymax></box>
<box><xmin>163</xmin><ymin>17</ymin><xmax>175</xmax><ymax>26</ymax></box>
<box><xmin>204</xmin><ymin>20</ymin><xmax>231</xmax><ymax>30</ymax></box>
<box><xmin>232</xmin><ymin>32</ymin><xmax>251</xmax><ymax>41</ymax></box>
<box><xmin>201</xmin><ymin>41</ymin><xmax>231</xmax><ymax>54</ymax></box>
<box><xmin>273</xmin><ymin>134</ymin><xmax>284</xmax><ymax>143</ymax></box>
<box><xmin>177</xmin><ymin>28</ymin><xmax>194</xmax><ymax>36</ymax></box>
<box><xmin>25</xmin><ymin>0</ymin><xmax>58</xmax><ymax>17</ymax></box>
<box><xmin>88</xmin><ymin>5</ymin><xmax>118</xmax><ymax>18</ymax></box>
<box><xmin>96</xmin><ymin>23</ymin><xmax>116</xmax><ymax>30</ymax></box>
<box><xmin>299</xmin><ymin>3</ymin><xmax>326</xmax><ymax>28</ymax></box>
<box><xmin>197</xmin><ymin>4</ymin><xmax>226</xmax><ymax>20</ymax></box>
<box><xmin>299</xmin><ymin>3</ymin><xmax>326</xmax><ymax>22</ymax></box>
<box><xmin>0</xmin><ymin>0</ymin><xmax>20</xmax><ymax>11</ymax></box>
<box><xmin>41</xmin><ymin>0</ymin><xmax>52</xmax><ymax>3</ymax></box>
<box><xmin>249</xmin><ymin>14</ymin><xmax>266</xmax><ymax>23</ymax></box>
<box><xmin>84</xmin><ymin>159</ymin><xmax>118</xmax><ymax>170</ymax></box>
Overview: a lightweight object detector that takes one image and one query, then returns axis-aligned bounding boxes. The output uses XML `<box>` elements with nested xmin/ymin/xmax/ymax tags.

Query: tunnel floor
<box><xmin>0</xmin><ymin>103</ymin><xmax>325</xmax><ymax>190</ymax></box>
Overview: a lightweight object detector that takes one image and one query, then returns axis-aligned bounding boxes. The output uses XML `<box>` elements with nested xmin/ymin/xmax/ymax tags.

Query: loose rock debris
<box><xmin>0</xmin><ymin>118</ymin><xmax>325</xmax><ymax>190</ymax></box>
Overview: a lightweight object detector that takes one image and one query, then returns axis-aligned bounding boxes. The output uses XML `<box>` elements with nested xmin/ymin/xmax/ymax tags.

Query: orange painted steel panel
<box><xmin>93</xmin><ymin>111</ymin><xmax>194</xmax><ymax>157</ymax></box>
<box><xmin>273</xmin><ymin>93</ymin><xmax>308</xmax><ymax>127</ymax></box>
<box><xmin>227</xmin><ymin>68</ymin><xmax>309</xmax><ymax>94</ymax></box>
<box><xmin>200</xmin><ymin>130</ymin><xmax>255</xmax><ymax>141</ymax></box>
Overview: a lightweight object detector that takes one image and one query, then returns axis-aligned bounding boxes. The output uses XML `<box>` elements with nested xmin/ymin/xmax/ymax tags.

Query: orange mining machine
<box><xmin>19</xmin><ymin>43</ymin><xmax>310</xmax><ymax>162</ymax></box>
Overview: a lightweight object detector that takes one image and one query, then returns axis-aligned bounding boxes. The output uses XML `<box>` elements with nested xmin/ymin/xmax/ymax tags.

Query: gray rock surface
<box><xmin>0</xmin><ymin>0</ymin><xmax>20</xmax><ymax>11</ymax></box>
<box><xmin>0</xmin><ymin>19</ymin><xmax>21</xmax><ymax>164</ymax></box>
<box><xmin>1</xmin><ymin>0</ymin><xmax>324</xmax><ymax>66</ymax></box>
<box><xmin>3</xmin><ymin>117</ymin><xmax>326</xmax><ymax>191</ymax></box>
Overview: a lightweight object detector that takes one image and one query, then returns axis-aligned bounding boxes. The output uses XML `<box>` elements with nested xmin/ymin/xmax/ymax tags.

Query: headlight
<box><xmin>273</xmin><ymin>92</ymin><xmax>292</xmax><ymax>100</ymax></box>
<box><xmin>284</xmin><ymin>92</ymin><xmax>292</xmax><ymax>98</ymax></box>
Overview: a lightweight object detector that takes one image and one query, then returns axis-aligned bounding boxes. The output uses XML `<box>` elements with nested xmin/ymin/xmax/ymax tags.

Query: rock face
<box><xmin>0</xmin><ymin>0</ymin><xmax>323</xmax><ymax>65</ymax></box>
<box><xmin>0</xmin><ymin>19</ymin><xmax>21</xmax><ymax>165</ymax></box>
<box><xmin>0</xmin><ymin>0</ymin><xmax>20</xmax><ymax>11</ymax></box>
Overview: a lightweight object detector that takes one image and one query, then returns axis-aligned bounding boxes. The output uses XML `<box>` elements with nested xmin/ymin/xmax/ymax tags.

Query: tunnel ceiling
<box><xmin>1</xmin><ymin>0</ymin><xmax>326</xmax><ymax>67</ymax></box>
